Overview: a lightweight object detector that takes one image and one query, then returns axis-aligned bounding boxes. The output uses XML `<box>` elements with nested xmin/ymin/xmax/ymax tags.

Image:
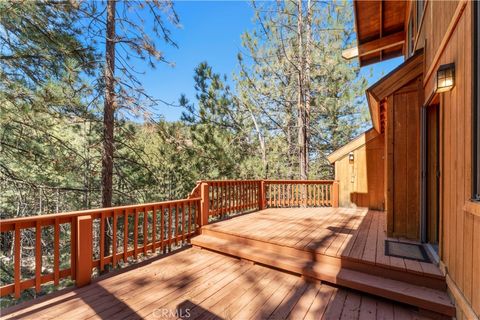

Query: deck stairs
<box><xmin>191</xmin><ymin>228</ymin><xmax>455</xmax><ymax>317</ymax></box>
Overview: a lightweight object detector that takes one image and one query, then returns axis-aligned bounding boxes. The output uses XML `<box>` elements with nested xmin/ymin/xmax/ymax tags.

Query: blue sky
<box><xmin>137</xmin><ymin>1</ymin><xmax>403</xmax><ymax>121</ymax></box>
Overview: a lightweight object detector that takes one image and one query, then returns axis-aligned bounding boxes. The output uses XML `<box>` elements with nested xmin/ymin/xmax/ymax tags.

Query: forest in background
<box><xmin>0</xmin><ymin>0</ymin><xmax>369</xmax><ymax>220</ymax></box>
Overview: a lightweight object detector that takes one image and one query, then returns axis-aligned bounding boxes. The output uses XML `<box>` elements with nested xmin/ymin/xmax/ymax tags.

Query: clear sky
<box><xmin>138</xmin><ymin>1</ymin><xmax>403</xmax><ymax>122</ymax></box>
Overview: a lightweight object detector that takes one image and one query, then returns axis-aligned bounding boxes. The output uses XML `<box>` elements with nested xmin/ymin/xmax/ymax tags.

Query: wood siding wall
<box><xmin>415</xmin><ymin>1</ymin><xmax>480</xmax><ymax>318</ymax></box>
<box><xmin>385</xmin><ymin>77</ymin><xmax>422</xmax><ymax>240</ymax></box>
<box><xmin>334</xmin><ymin>134</ymin><xmax>385</xmax><ymax>210</ymax></box>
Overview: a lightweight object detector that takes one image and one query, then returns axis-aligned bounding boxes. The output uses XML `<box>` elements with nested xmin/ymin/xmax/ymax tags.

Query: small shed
<box><xmin>327</xmin><ymin>128</ymin><xmax>385</xmax><ymax>210</ymax></box>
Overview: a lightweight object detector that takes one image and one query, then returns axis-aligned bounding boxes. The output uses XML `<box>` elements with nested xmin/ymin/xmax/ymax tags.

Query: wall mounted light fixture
<box><xmin>348</xmin><ymin>152</ymin><xmax>354</xmax><ymax>163</ymax></box>
<box><xmin>435</xmin><ymin>63</ymin><xmax>455</xmax><ymax>93</ymax></box>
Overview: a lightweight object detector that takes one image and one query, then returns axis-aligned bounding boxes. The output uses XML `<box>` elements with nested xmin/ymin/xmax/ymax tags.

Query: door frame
<box><xmin>420</xmin><ymin>94</ymin><xmax>442</xmax><ymax>258</ymax></box>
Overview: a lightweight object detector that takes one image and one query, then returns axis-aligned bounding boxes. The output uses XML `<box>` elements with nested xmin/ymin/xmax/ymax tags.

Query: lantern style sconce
<box><xmin>435</xmin><ymin>63</ymin><xmax>455</xmax><ymax>93</ymax></box>
<box><xmin>348</xmin><ymin>152</ymin><xmax>354</xmax><ymax>163</ymax></box>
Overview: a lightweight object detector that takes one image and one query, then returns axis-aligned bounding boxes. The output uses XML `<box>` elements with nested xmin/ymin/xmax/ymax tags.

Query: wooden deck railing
<box><xmin>0</xmin><ymin>179</ymin><xmax>338</xmax><ymax>300</ymax></box>
<box><xmin>264</xmin><ymin>180</ymin><xmax>339</xmax><ymax>208</ymax></box>
<box><xmin>0</xmin><ymin>198</ymin><xmax>201</xmax><ymax>299</ymax></box>
<box><xmin>193</xmin><ymin>179</ymin><xmax>339</xmax><ymax>224</ymax></box>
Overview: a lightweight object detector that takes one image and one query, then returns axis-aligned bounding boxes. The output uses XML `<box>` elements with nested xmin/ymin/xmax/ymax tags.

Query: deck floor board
<box><xmin>2</xmin><ymin>248</ymin><xmax>436</xmax><ymax>320</ymax></box>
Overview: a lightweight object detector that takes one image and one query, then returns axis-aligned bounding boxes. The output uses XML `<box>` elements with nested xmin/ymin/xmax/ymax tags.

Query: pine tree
<box><xmin>236</xmin><ymin>0</ymin><xmax>369</xmax><ymax>179</ymax></box>
<box><xmin>180</xmin><ymin>62</ymin><xmax>256</xmax><ymax>179</ymax></box>
<box><xmin>0</xmin><ymin>0</ymin><xmax>97</xmax><ymax>207</ymax></box>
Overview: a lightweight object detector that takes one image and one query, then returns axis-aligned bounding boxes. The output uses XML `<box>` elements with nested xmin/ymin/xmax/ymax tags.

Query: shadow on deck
<box><xmin>1</xmin><ymin>208</ymin><xmax>453</xmax><ymax>320</ymax></box>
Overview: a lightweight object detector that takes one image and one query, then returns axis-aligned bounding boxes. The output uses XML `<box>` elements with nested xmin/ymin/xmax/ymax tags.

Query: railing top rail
<box><xmin>197</xmin><ymin>179</ymin><xmax>337</xmax><ymax>184</ymax></box>
<box><xmin>0</xmin><ymin>197</ymin><xmax>201</xmax><ymax>226</ymax></box>
<box><xmin>197</xmin><ymin>179</ymin><xmax>263</xmax><ymax>183</ymax></box>
<box><xmin>264</xmin><ymin>180</ymin><xmax>337</xmax><ymax>184</ymax></box>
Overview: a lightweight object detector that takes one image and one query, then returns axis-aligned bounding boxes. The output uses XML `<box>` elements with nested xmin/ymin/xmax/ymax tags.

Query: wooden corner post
<box><xmin>76</xmin><ymin>215</ymin><xmax>92</xmax><ymax>287</ymax></box>
<box><xmin>259</xmin><ymin>180</ymin><xmax>266</xmax><ymax>210</ymax></box>
<box><xmin>200</xmin><ymin>182</ymin><xmax>209</xmax><ymax>227</ymax></box>
<box><xmin>332</xmin><ymin>181</ymin><xmax>339</xmax><ymax>208</ymax></box>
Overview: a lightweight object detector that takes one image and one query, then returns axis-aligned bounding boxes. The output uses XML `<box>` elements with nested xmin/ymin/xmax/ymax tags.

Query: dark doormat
<box><xmin>385</xmin><ymin>240</ymin><xmax>431</xmax><ymax>263</ymax></box>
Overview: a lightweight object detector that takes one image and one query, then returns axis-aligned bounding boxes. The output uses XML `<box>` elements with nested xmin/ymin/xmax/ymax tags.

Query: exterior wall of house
<box><xmin>411</xmin><ymin>1</ymin><xmax>480</xmax><ymax>318</ymax></box>
<box><xmin>384</xmin><ymin>76</ymin><xmax>423</xmax><ymax>240</ymax></box>
<box><xmin>334</xmin><ymin>133</ymin><xmax>385</xmax><ymax>210</ymax></box>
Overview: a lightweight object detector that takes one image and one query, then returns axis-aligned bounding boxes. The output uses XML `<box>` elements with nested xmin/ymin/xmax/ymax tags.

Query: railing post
<box><xmin>76</xmin><ymin>215</ymin><xmax>92</xmax><ymax>288</ymax></box>
<box><xmin>259</xmin><ymin>180</ymin><xmax>266</xmax><ymax>210</ymax></box>
<box><xmin>200</xmin><ymin>182</ymin><xmax>209</xmax><ymax>227</ymax></box>
<box><xmin>332</xmin><ymin>181</ymin><xmax>339</xmax><ymax>208</ymax></box>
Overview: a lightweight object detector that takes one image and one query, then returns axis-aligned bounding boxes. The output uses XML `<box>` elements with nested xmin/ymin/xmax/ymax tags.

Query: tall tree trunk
<box><xmin>297</xmin><ymin>0</ymin><xmax>307</xmax><ymax>180</ymax></box>
<box><xmin>248</xmin><ymin>109</ymin><xmax>268</xmax><ymax>178</ymax></box>
<box><xmin>305</xmin><ymin>0</ymin><xmax>312</xmax><ymax>178</ymax></box>
<box><xmin>101</xmin><ymin>0</ymin><xmax>116</xmax><ymax>258</ymax></box>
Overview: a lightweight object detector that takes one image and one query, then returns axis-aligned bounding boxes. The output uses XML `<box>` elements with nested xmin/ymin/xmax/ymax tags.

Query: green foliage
<box><xmin>180</xmin><ymin>62</ymin><xmax>260</xmax><ymax>180</ymax></box>
<box><xmin>236</xmin><ymin>0</ymin><xmax>370</xmax><ymax>179</ymax></box>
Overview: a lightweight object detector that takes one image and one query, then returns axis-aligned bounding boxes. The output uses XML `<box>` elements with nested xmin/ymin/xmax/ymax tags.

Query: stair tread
<box><xmin>191</xmin><ymin>234</ymin><xmax>455</xmax><ymax>316</ymax></box>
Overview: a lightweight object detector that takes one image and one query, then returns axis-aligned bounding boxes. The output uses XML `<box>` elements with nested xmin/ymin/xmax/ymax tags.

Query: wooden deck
<box><xmin>201</xmin><ymin>208</ymin><xmax>443</xmax><ymax>279</ymax></box>
<box><xmin>1</xmin><ymin>247</ymin><xmax>436</xmax><ymax>320</ymax></box>
<box><xmin>191</xmin><ymin>208</ymin><xmax>455</xmax><ymax>317</ymax></box>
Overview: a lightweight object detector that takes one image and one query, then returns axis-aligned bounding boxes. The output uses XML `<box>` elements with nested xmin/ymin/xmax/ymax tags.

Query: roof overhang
<box><xmin>344</xmin><ymin>0</ymin><xmax>407</xmax><ymax>66</ymax></box>
<box><xmin>366</xmin><ymin>50</ymin><xmax>424</xmax><ymax>132</ymax></box>
<box><xmin>327</xmin><ymin>128</ymin><xmax>379</xmax><ymax>164</ymax></box>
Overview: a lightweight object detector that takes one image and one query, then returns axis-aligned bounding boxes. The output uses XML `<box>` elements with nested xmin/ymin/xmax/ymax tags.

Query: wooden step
<box><xmin>191</xmin><ymin>235</ymin><xmax>455</xmax><ymax>317</ymax></box>
<box><xmin>201</xmin><ymin>227</ymin><xmax>446</xmax><ymax>291</ymax></box>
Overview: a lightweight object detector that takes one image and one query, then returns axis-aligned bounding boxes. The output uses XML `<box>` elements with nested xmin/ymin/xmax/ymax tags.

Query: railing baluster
<box><xmin>246</xmin><ymin>181</ymin><xmax>249</xmax><ymax>209</ymax></box>
<box><xmin>251</xmin><ymin>182</ymin><xmax>254</xmax><ymax>209</ymax></box>
<box><xmin>174</xmin><ymin>204</ymin><xmax>179</xmax><ymax>246</ymax></box>
<box><xmin>247</xmin><ymin>181</ymin><xmax>250</xmax><ymax>209</ymax></box>
<box><xmin>220</xmin><ymin>181</ymin><xmax>226</xmax><ymax>217</ymax></box>
<box><xmin>238</xmin><ymin>181</ymin><xmax>241</xmax><ymax>211</ymax></box>
<box><xmin>323</xmin><ymin>186</ymin><xmax>328</xmax><ymax>207</ymax></box>
<box><xmin>112</xmin><ymin>211</ymin><xmax>117</xmax><ymax>267</ymax></box>
<box><xmin>35</xmin><ymin>221</ymin><xmax>41</xmax><ymax>293</ymax></box>
<box><xmin>124</xmin><ymin>210</ymin><xmax>128</xmax><ymax>263</ymax></box>
<box><xmin>168</xmin><ymin>204</ymin><xmax>173</xmax><ymax>250</ymax></box>
<box><xmin>134</xmin><ymin>208</ymin><xmax>138</xmax><ymax>259</ymax></box>
<box><xmin>70</xmin><ymin>218</ymin><xmax>76</xmax><ymax>281</ymax></box>
<box><xmin>54</xmin><ymin>218</ymin><xmax>60</xmax><ymax>286</ymax></box>
<box><xmin>253</xmin><ymin>181</ymin><xmax>256</xmax><ymax>208</ymax></box>
<box><xmin>275</xmin><ymin>184</ymin><xmax>281</xmax><ymax>208</ymax></box>
<box><xmin>210</xmin><ymin>183</ymin><xmax>214</xmax><ymax>215</ymax></box>
<box><xmin>278</xmin><ymin>184</ymin><xmax>281</xmax><ymax>207</ymax></box>
<box><xmin>160</xmin><ymin>205</ymin><xmax>165</xmax><ymax>253</ymax></box>
<box><xmin>245</xmin><ymin>181</ymin><xmax>248</xmax><ymax>209</ymax></box>
<box><xmin>228</xmin><ymin>183</ymin><xmax>232</xmax><ymax>214</ymax></box>
<box><xmin>272</xmin><ymin>184</ymin><xmax>275</xmax><ymax>207</ymax></box>
<box><xmin>152</xmin><ymin>206</ymin><xmax>157</xmax><ymax>253</ymax></box>
<box><xmin>303</xmin><ymin>184</ymin><xmax>307</xmax><ymax>206</ymax></box>
<box><xmin>322</xmin><ymin>185</ymin><xmax>326</xmax><ymax>206</ymax></box>
<box><xmin>224</xmin><ymin>182</ymin><xmax>228</xmax><ymax>215</ymax></box>
<box><xmin>290</xmin><ymin>184</ymin><xmax>294</xmax><ymax>207</ymax></box>
<box><xmin>143</xmin><ymin>207</ymin><xmax>148</xmax><ymax>255</ymax></box>
<box><xmin>267</xmin><ymin>184</ymin><xmax>271</xmax><ymax>207</ymax></box>
<box><xmin>100</xmin><ymin>212</ymin><xmax>105</xmax><ymax>271</ymax></box>
<box><xmin>307</xmin><ymin>185</ymin><xmax>311</xmax><ymax>207</ymax></box>
<box><xmin>248</xmin><ymin>182</ymin><xmax>251</xmax><ymax>209</ymax></box>
<box><xmin>211</xmin><ymin>183</ymin><xmax>215</xmax><ymax>215</ymax></box>
<box><xmin>187</xmin><ymin>202</ymin><xmax>191</xmax><ymax>236</ymax></box>
<box><xmin>182</xmin><ymin>203</ymin><xmax>186</xmax><ymax>243</ymax></box>
<box><xmin>14</xmin><ymin>225</ymin><xmax>20</xmax><ymax>299</ymax></box>
<box><xmin>216</xmin><ymin>182</ymin><xmax>220</xmax><ymax>215</ymax></box>
<box><xmin>220</xmin><ymin>182</ymin><xmax>223</xmax><ymax>216</ymax></box>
